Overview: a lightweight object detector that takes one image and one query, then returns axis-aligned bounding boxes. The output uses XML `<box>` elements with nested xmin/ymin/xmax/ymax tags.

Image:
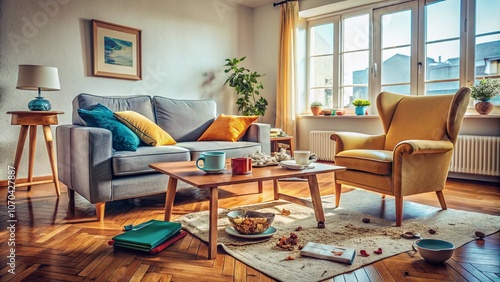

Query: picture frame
<box><xmin>92</xmin><ymin>19</ymin><xmax>142</xmax><ymax>80</ymax></box>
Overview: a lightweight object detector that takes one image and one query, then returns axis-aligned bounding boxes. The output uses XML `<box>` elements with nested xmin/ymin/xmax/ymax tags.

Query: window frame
<box><xmin>303</xmin><ymin>0</ymin><xmax>500</xmax><ymax>114</ymax></box>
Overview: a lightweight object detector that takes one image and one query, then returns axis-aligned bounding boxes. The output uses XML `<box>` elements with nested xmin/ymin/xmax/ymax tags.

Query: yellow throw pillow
<box><xmin>114</xmin><ymin>111</ymin><xmax>176</xmax><ymax>146</ymax></box>
<box><xmin>198</xmin><ymin>114</ymin><xmax>258</xmax><ymax>142</ymax></box>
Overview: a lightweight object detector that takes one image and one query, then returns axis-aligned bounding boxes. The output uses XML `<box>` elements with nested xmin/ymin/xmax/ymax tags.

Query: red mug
<box><xmin>231</xmin><ymin>158</ymin><xmax>252</xmax><ymax>175</ymax></box>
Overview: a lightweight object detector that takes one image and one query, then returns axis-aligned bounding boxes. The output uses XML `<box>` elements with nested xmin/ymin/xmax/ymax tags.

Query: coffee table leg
<box><xmin>164</xmin><ymin>177</ymin><xmax>178</xmax><ymax>221</ymax></box>
<box><xmin>208</xmin><ymin>186</ymin><xmax>219</xmax><ymax>259</ymax></box>
<box><xmin>273</xmin><ymin>179</ymin><xmax>280</xmax><ymax>200</ymax></box>
<box><xmin>307</xmin><ymin>175</ymin><xmax>325</xmax><ymax>228</ymax></box>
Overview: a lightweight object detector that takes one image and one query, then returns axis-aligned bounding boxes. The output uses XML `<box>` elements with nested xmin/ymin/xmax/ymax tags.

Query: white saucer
<box><xmin>225</xmin><ymin>226</ymin><xmax>277</xmax><ymax>239</ymax></box>
<box><xmin>202</xmin><ymin>166</ymin><xmax>227</xmax><ymax>174</ymax></box>
<box><xmin>279</xmin><ymin>160</ymin><xmax>315</xmax><ymax>170</ymax></box>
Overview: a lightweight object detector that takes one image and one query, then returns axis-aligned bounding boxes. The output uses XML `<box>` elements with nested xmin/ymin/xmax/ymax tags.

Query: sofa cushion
<box><xmin>153</xmin><ymin>97</ymin><xmax>216</xmax><ymax>142</ymax></box>
<box><xmin>114</xmin><ymin>111</ymin><xmax>176</xmax><ymax>146</ymax></box>
<box><xmin>78</xmin><ymin>104</ymin><xmax>140</xmax><ymax>151</ymax></box>
<box><xmin>73</xmin><ymin>93</ymin><xmax>154</xmax><ymax>126</ymax></box>
<box><xmin>198</xmin><ymin>114</ymin><xmax>258</xmax><ymax>142</ymax></box>
<box><xmin>176</xmin><ymin>141</ymin><xmax>262</xmax><ymax>160</ymax></box>
<box><xmin>112</xmin><ymin>146</ymin><xmax>190</xmax><ymax>176</ymax></box>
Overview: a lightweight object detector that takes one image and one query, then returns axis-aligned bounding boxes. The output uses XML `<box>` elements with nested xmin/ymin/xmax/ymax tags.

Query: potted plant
<box><xmin>310</xmin><ymin>101</ymin><xmax>323</xmax><ymax>116</ymax></box>
<box><xmin>224</xmin><ymin>57</ymin><xmax>268</xmax><ymax>116</ymax></box>
<box><xmin>352</xmin><ymin>99</ymin><xmax>371</xmax><ymax>115</ymax></box>
<box><xmin>471</xmin><ymin>78</ymin><xmax>500</xmax><ymax>115</ymax></box>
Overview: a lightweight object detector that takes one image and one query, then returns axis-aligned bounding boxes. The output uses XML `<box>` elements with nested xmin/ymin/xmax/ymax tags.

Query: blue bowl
<box><xmin>413</xmin><ymin>238</ymin><xmax>455</xmax><ymax>264</ymax></box>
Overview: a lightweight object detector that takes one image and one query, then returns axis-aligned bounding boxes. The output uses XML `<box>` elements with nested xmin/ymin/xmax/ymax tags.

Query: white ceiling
<box><xmin>238</xmin><ymin>0</ymin><xmax>277</xmax><ymax>8</ymax></box>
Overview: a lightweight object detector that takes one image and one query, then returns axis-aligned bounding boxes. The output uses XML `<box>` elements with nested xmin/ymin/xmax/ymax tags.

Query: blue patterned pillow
<box><xmin>77</xmin><ymin>103</ymin><xmax>140</xmax><ymax>151</ymax></box>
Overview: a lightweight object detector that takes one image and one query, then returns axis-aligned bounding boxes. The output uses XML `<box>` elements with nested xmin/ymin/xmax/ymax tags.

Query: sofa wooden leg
<box><xmin>67</xmin><ymin>187</ymin><xmax>75</xmax><ymax>201</ymax></box>
<box><xmin>67</xmin><ymin>188</ymin><xmax>75</xmax><ymax>213</ymax></box>
<box><xmin>335</xmin><ymin>183</ymin><xmax>342</xmax><ymax>207</ymax></box>
<box><xmin>395</xmin><ymin>196</ymin><xmax>403</xmax><ymax>227</ymax></box>
<box><xmin>436</xmin><ymin>190</ymin><xmax>448</xmax><ymax>210</ymax></box>
<box><xmin>95</xmin><ymin>202</ymin><xmax>105</xmax><ymax>221</ymax></box>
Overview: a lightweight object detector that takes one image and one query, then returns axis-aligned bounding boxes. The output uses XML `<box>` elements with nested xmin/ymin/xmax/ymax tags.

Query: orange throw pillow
<box><xmin>198</xmin><ymin>114</ymin><xmax>258</xmax><ymax>142</ymax></box>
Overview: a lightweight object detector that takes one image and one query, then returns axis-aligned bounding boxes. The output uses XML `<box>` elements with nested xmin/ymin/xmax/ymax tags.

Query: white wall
<box><xmin>0</xmin><ymin>0</ymin><xmax>255</xmax><ymax>180</ymax></box>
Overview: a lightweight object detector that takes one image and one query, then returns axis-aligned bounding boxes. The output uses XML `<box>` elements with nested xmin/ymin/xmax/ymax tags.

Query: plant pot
<box><xmin>311</xmin><ymin>106</ymin><xmax>322</xmax><ymax>116</ymax></box>
<box><xmin>474</xmin><ymin>100</ymin><xmax>493</xmax><ymax>115</ymax></box>
<box><xmin>355</xmin><ymin>106</ymin><xmax>366</xmax><ymax>115</ymax></box>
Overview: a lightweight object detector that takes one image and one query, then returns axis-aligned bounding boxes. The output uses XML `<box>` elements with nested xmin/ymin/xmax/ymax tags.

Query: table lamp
<box><xmin>16</xmin><ymin>65</ymin><xmax>60</xmax><ymax>111</ymax></box>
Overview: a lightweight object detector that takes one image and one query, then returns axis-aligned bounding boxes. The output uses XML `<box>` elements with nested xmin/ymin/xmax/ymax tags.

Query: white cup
<box><xmin>294</xmin><ymin>150</ymin><xmax>317</xmax><ymax>165</ymax></box>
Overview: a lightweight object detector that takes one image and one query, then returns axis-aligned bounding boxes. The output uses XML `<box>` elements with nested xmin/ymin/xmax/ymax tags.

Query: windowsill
<box><xmin>464</xmin><ymin>114</ymin><xmax>500</xmax><ymax>119</ymax></box>
<box><xmin>299</xmin><ymin>114</ymin><xmax>500</xmax><ymax>119</ymax></box>
<box><xmin>298</xmin><ymin>114</ymin><xmax>380</xmax><ymax>119</ymax></box>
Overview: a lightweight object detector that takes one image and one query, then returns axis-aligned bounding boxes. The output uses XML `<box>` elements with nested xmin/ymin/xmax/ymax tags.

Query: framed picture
<box><xmin>92</xmin><ymin>19</ymin><xmax>142</xmax><ymax>80</ymax></box>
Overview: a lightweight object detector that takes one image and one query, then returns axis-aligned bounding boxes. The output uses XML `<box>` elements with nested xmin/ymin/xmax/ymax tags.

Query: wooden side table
<box><xmin>270</xmin><ymin>136</ymin><xmax>294</xmax><ymax>157</ymax></box>
<box><xmin>7</xmin><ymin>111</ymin><xmax>64</xmax><ymax>197</ymax></box>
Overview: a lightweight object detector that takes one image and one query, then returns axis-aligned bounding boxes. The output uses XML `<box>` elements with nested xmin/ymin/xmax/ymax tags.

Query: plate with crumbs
<box><xmin>225</xmin><ymin>226</ymin><xmax>277</xmax><ymax>239</ymax></box>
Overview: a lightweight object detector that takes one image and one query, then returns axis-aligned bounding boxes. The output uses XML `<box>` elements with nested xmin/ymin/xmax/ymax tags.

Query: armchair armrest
<box><xmin>330</xmin><ymin>132</ymin><xmax>386</xmax><ymax>153</ymax></box>
<box><xmin>56</xmin><ymin>124</ymin><xmax>113</xmax><ymax>203</ymax></box>
<box><xmin>394</xmin><ymin>140</ymin><xmax>454</xmax><ymax>155</ymax></box>
<box><xmin>242</xmin><ymin>123</ymin><xmax>271</xmax><ymax>155</ymax></box>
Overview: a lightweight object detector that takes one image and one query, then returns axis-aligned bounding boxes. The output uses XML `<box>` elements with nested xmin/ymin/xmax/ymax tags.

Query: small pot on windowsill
<box><xmin>311</xmin><ymin>106</ymin><xmax>323</xmax><ymax>116</ymax></box>
<box><xmin>474</xmin><ymin>100</ymin><xmax>494</xmax><ymax>115</ymax></box>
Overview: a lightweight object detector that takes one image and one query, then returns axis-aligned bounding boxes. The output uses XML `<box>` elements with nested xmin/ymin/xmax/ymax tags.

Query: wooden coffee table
<box><xmin>149</xmin><ymin>161</ymin><xmax>346</xmax><ymax>259</ymax></box>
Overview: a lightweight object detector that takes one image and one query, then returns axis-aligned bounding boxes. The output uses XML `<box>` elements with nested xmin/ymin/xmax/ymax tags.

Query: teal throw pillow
<box><xmin>77</xmin><ymin>103</ymin><xmax>140</xmax><ymax>151</ymax></box>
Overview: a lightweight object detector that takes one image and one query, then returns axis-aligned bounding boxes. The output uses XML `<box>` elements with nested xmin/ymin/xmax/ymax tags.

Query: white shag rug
<box><xmin>175</xmin><ymin>189</ymin><xmax>499</xmax><ymax>282</ymax></box>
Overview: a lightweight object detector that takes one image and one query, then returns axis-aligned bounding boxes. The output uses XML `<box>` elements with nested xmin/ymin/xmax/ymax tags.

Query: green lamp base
<box><xmin>28</xmin><ymin>96</ymin><xmax>52</xmax><ymax>111</ymax></box>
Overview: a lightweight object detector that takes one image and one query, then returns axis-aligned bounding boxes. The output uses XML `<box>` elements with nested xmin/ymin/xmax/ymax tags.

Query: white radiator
<box><xmin>450</xmin><ymin>135</ymin><xmax>500</xmax><ymax>176</ymax></box>
<box><xmin>309</xmin><ymin>131</ymin><xmax>337</xmax><ymax>161</ymax></box>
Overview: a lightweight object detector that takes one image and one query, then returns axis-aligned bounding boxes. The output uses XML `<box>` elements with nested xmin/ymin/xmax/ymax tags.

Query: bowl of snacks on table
<box><xmin>227</xmin><ymin>210</ymin><xmax>275</xmax><ymax>234</ymax></box>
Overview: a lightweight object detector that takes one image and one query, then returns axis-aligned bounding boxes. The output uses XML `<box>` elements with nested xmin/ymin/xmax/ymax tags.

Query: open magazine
<box><xmin>300</xmin><ymin>242</ymin><xmax>356</xmax><ymax>265</ymax></box>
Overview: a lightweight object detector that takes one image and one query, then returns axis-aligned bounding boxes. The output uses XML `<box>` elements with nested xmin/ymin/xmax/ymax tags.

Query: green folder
<box><xmin>112</xmin><ymin>220</ymin><xmax>181</xmax><ymax>250</ymax></box>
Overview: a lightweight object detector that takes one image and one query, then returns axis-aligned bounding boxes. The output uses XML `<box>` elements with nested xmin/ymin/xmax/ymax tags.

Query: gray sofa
<box><xmin>56</xmin><ymin>93</ymin><xmax>271</xmax><ymax>220</ymax></box>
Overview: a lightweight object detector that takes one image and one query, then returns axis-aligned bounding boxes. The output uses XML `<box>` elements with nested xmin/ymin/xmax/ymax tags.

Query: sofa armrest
<box><xmin>330</xmin><ymin>132</ymin><xmax>386</xmax><ymax>153</ymax></box>
<box><xmin>242</xmin><ymin>123</ymin><xmax>271</xmax><ymax>155</ymax></box>
<box><xmin>56</xmin><ymin>124</ymin><xmax>113</xmax><ymax>203</ymax></box>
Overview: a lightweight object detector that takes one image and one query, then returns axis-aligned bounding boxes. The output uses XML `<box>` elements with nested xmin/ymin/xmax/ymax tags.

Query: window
<box><xmin>474</xmin><ymin>0</ymin><xmax>500</xmax><ymax>105</ymax></box>
<box><xmin>424</xmin><ymin>0</ymin><xmax>462</xmax><ymax>95</ymax></box>
<box><xmin>342</xmin><ymin>14</ymin><xmax>370</xmax><ymax>108</ymax></box>
<box><xmin>308</xmin><ymin>22</ymin><xmax>334</xmax><ymax>108</ymax></box>
<box><xmin>305</xmin><ymin>0</ymin><xmax>500</xmax><ymax>112</ymax></box>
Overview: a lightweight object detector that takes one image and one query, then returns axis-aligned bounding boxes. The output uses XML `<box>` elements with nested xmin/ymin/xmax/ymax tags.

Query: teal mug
<box><xmin>196</xmin><ymin>151</ymin><xmax>226</xmax><ymax>171</ymax></box>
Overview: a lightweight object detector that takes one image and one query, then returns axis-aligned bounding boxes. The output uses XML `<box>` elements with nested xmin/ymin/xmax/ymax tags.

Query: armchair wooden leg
<box><xmin>436</xmin><ymin>191</ymin><xmax>448</xmax><ymax>210</ymax></box>
<box><xmin>395</xmin><ymin>196</ymin><xmax>403</xmax><ymax>227</ymax></box>
<box><xmin>96</xmin><ymin>202</ymin><xmax>105</xmax><ymax>221</ymax></box>
<box><xmin>335</xmin><ymin>183</ymin><xmax>342</xmax><ymax>207</ymax></box>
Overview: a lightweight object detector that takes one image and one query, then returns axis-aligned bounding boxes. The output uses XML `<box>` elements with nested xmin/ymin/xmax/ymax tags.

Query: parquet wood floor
<box><xmin>0</xmin><ymin>171</ymin><xmax>498</xmax><ymax>281</ymax></box>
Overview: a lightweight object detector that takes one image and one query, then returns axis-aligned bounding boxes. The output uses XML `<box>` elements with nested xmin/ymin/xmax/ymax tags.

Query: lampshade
<box><xmin>16</xmin><ymin>65</ymin><xmax>60</xmax><ymax>91</ymax></box>
<box><xmin>16</xmin><ymin>65</ymin><xmax>60</xmax><ymax>111</ymax></box>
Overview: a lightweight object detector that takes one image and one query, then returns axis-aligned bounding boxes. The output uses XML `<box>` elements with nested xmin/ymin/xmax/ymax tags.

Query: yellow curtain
<box><xmin>275</xmin><ymin>0</ymin><xmax>298</xmax><ymax>138</ymax></box>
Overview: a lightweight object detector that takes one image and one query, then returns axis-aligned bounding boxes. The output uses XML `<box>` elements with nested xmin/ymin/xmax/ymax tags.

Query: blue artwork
<box><xmin>104</xmin><ymin>36</ymin><xmax>133</xmax><ymax>67</ymax></box>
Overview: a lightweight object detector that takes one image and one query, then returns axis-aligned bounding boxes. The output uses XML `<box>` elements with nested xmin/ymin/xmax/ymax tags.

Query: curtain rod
<box><xmin>273</xmin><ymin>0</ymin><xmax>297</xmax><ymax>7</ymax></box>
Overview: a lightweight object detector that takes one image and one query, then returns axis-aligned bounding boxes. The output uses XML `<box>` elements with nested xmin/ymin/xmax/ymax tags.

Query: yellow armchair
<box><xmin>331</xmin><ymin>87</ymin><xmax>471</xmax><ymax>226</ymax></box>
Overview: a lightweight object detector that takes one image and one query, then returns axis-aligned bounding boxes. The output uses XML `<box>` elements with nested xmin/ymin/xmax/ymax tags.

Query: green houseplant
<box><xmin>471</xmin><ymin>78</ymin><xmax>500</xmax><ymax>115</ymax></box>
<box><xmin>310</xmin><ymin>101</ymin><xmax>323</xmax><ymax>116</ymax></box>
<box><xmin>224</xmin><ymin>57</ymin><xmax>268</xmax><ymax>116</ymax></box>
<box><xmin>352</xmin><ymin>99</ymin><xmax>371</xmax><ymax>115</ymax></box>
